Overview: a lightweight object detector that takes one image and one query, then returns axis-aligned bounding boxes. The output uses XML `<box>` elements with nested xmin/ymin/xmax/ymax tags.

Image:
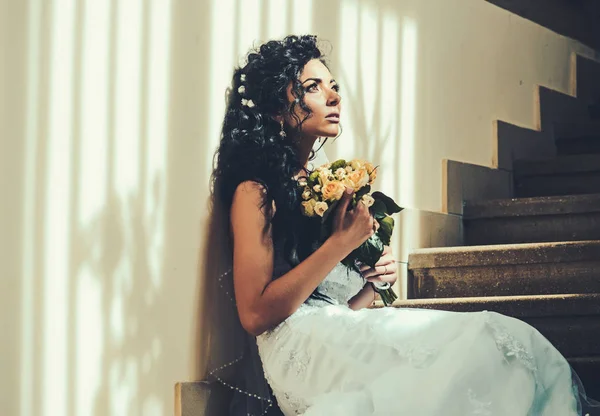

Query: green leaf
<box><xmin>372</xmin><ymin>191</ymin><xmax>403</xmax><ymax>214</ymax></box>
<box><xmin>354</xmin><ymin>234</ymin><xmax>384</xmax><ymax>268</ymax></box>
<box><xmin>330</xmin><ymin>159</ymin><xmax>347</xmax><ymax>171</ymax></box>
<box><xmin>355</xmin><ymin>185</ymin><xmax>371</xmax><ymax>201</ymax></box>
<box><xmin>308</xmin><ymin>171</ymin><xmax>320</xmax><ymax>187</ymax></box>
<box><xmin>370</xmin><ymin>199</ymin><xmax>388</xmax><ymax>220</ymax></box>
<box><xmin>378</xmin><ymin>216</ymin><xmax>394</xmax><ymax>246</ymax></box>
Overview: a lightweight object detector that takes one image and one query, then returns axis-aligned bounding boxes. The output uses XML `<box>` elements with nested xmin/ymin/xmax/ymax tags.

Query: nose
<box><xmin>327</xmin><ymin>87</ymin><xmax>341</xmax><ymax>107</ymax></box>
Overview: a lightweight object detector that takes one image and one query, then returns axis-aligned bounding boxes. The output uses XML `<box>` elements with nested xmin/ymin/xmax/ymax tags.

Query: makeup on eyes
<box><xmin>304</xmin><ymin>79</ymin><xmax>341</xmax><ymax>93</ymax></box>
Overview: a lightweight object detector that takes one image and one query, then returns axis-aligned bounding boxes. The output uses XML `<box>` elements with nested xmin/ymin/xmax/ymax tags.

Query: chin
<box><xmin>321</xmin><ymin>129</ymin><xmax>340</xmax><ymax>138</ymax></box>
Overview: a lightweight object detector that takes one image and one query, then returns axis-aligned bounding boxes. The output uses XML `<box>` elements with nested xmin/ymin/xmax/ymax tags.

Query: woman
<box><xmin>206</xmin><ymin>34</ymin><xmax>597</xmax><ymax>415</ymax></box>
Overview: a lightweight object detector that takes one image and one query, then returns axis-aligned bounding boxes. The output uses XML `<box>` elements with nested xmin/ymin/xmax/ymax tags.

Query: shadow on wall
<box><xmin>485</xmin><ymin>0</ymin><xmax>600</xmax><ymax>50</ymax></box>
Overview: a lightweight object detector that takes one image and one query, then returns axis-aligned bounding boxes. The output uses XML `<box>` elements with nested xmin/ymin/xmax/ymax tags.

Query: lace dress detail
<box><xmin>256</xmin><ymin>261</ymin><xmax>585</xmax><ymax>415</ymax></box>
<box><xmin>482</xmin><ymin>311</ymin><xmax>538</xmax><ymax>374</ymax></box>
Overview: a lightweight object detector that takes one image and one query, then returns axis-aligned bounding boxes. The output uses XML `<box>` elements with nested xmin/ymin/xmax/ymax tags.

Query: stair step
<box><xmin>572</xmin><ymin>54</ymin><xmax>600</xmax><ymax>105</ymax></box>
<box><xmin>493</xmin><ymin>120</ymin><xmax>555</xmax><ymax>170</ymax></box>
<box><xmin>514</xmin><ymin>154</ymin><xmax>600</xmax><ymax>197</ymax></box>
<box><xmin>407</xmin><ymin>240</ymin><xmax>600</xmax><ymax>298</ymax></box>
<box><xmin>535</xmin><ymin>86</ymin><xmax>591</xmax><ymax>133</ymax></box>
<box><xmin>553</xmin><ymin>121</ymin><xmax>600</xmax><ymax>155</ymax></box>
<box><xmin>463</xmin><ymin>194</ymin><xmax>600</xmax><ymax>245</ymax></box>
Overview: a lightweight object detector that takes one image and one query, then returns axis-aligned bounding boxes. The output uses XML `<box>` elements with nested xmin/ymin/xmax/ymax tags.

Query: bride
<box><xmin>203</xmin><ymin>34</ymin><xmax>598</xmax><ymax>415</ymax></box>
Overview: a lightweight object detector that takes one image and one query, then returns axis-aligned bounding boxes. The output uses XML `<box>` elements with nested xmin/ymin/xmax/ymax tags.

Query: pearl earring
<box><xmin>279</xmin><ymin>120</ymin><xmax>286</xmax><ymax>138</ymax></box>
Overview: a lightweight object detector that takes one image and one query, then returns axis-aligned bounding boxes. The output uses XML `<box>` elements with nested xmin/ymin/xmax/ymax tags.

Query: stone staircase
<box><xmin>398</xmin><ymin>53</ymin><xmax>600</xmax><ymax>401</ymax></box>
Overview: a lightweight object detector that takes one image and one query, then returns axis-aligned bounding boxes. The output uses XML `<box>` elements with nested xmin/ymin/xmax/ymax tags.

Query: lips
<box><xmin>325</xmin><ymin>113</ymin><xmax>340</xmax><ymax>122</ymax></box>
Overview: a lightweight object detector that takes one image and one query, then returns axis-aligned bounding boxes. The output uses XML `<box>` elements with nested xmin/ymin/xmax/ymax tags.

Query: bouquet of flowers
<box><xmin>298</xmin><ymin>158</ymin><xmax>403</xmax><ymax>306</ymax></box>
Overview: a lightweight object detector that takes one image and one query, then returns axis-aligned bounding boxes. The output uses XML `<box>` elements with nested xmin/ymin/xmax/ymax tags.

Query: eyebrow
<box><xmin>301</xmin><ymin>77</ymin><xmax>337</xmax><ymax>85</ymax></box>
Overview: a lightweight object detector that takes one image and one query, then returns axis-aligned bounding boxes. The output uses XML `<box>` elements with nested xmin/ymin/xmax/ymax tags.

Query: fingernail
<box><xmin>346</xmin><ymin>188</ymin><xmax>353</xmax><ymax>195</ymax></box>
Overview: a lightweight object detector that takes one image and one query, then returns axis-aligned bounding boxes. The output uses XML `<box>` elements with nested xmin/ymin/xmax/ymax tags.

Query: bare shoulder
<box><xmin>231</xmin><ymin>180</ymin><xmax>276</xmax><ymax>219</ymax></box>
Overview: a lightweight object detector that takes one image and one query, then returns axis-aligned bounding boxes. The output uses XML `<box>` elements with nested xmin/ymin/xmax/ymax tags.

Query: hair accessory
<box><xmin>241</xmin><ymin>98</ymin><xmax>255</xmax><ymax>108</ymax></box>
<box><xmin>279</xmin><ymin>119</ymin><xmax>286</xmax><ymax>137</ymax></box>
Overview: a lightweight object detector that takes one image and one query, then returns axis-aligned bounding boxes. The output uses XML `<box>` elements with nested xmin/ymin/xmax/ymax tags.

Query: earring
<box><xmin>279</xmin><ymin>120</ymin><xmax>286</xmax><ymax>138</ymax></box>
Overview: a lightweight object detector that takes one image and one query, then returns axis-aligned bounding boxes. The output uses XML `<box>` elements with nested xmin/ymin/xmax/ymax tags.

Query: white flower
<box><xmin>318</xmin><ymin>168</ymin><xmax>332</xmax><ymax>185</ymax></box>
<box><xmin>361</xmin><ymin>194</ymin><xmax>375</xmax><ymax>208</ymax></box>
<box><xmin>302</xmin><ymin>190</ymin><xmax>312</xmax><ymax>200</ymax></box>
<box><xmin>301</xmin><ymin>198</ymin><xmax>317</xmax><ymax>217</ymax></box>
<box><xmin>298</xmin><ymin>180</ymin><xmax>307</xmax><ymax>187</ymax></box>
<box><xmin>241</xmin><ymin>98</ymin><xmax>255</xmax><ymax>108</ymax></box>
<box><xmin>238</xmin><ymin>85</ymin><xmax>246</xmax><ymax>94</ymax></box>
<box><xmin>314</xmin><ymin>201</ymin><xmax>329</xmax><ymax>217</ymax></box>
<box><xmin>345</xmin><ymin>166</ymin><xmax>353</xmax><ymax>173</ymax></box>
<box><xmin>240</xmin><ymin>74</ymin><xmax>246</xmax><ymax>81</ymax></box>
<box><xmin>313</xmin><ymin>184</ymin><xmax>321</xmax><ymax>192</ymax></box>
<box><xmin>335</xmin><ymin>168</ymin><xmax>346</xmax><ymax>178</ymax></box>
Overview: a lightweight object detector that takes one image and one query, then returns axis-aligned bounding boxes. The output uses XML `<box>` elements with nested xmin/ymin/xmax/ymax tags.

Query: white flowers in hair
<box><xmin>238</xmin><ymin>73</ymin><xmax>255</xmax><ymax>107</ymax></box>
<box><xmin>241</xmin><ymin>98</ymin><xmax>255</xmax><ymax>108</ymax></box>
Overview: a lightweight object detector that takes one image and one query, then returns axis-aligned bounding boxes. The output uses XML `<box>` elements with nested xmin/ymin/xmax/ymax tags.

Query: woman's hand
<box><xmin>359</xmin><ymin>245</ymin><xmax>398</xmax><ymax>285</ymax></box>
<box><xmin>330</xmin><ymin>188</ymin><xmax>375</xmax><ymax>253</ymax></box>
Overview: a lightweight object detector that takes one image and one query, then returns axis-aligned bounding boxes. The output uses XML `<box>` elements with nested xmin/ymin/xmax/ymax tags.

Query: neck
<box><xmin>294</xmin><ymin>133</ymin><xmax>318</xmax><ymax>171</ymax></box>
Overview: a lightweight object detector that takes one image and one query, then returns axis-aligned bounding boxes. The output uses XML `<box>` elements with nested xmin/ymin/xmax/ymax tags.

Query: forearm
<box><xmin>348</xmin><ymin>283</ymin><xmax>376</xmax><ymax>311</ymax></box>
<box><xmin>252</xmin><ymin>237</ymin><xmax>353</xmax><ymax>335</ymax></box>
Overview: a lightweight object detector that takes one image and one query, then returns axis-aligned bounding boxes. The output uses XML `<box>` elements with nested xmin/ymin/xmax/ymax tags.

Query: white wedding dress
<box><xmin>255</xmin><ymin>262</ymin><xmax>589</xmax><ymax>415</ymax></box>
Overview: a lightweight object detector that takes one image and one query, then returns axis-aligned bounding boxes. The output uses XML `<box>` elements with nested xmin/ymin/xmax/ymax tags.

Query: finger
<box><xmin>374</xmin><ymin>220</ymin><xmax>380</xmax><ymax>232</ymax></box>
<box><xmin>374</xmin><ymin>254</ymin><xmax>395</xmax><ymax>267</ymax></box>
<box><xmin>382</xmin><ymin>245</ymin><xmax>392</xmax><ymax>255</ymax></box>
<box><xmin>363</xmin><ymin>263</ymin><xmax>397</xmax><ymax>278</ymax></box>
<box><xmin>337</xmin><ymin>187</ymin><xmax>354</xmax><ymax>213</ymax></box>
<box><xmin>366</xmin><ymin>273</ymin><xmax>397</xmax><ymax>284</ymax></box>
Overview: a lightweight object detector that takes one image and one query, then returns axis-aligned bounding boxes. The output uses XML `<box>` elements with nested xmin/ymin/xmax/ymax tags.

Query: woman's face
<box><xmin>284</xmin><ymin>59</ymin><xmax>342</xmax><ymax>139</ymax></box>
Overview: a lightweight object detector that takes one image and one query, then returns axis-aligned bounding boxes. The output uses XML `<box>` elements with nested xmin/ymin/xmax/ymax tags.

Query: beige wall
<box><xmin>1</xmin><ymin>0</ymin><xmax>596</xmax><ymax>415</ymax></box>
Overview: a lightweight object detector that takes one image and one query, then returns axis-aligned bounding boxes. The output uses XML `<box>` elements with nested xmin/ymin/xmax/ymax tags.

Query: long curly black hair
<box><xmin>210</xmin><ymin>35</ymin><xmax>338</xmax><ymax>301</ymax></box>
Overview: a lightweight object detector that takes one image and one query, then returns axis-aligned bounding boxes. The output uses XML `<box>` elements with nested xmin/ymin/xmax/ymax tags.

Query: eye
<box><xmin>332</xmin><ymin>84</ymin><xmax>341</xmax><ymax>92</ymax></box>
<box><xmin>306</xmin><ymin>83</ymin><xmax>319</xmax><ymax>92</ymax></box>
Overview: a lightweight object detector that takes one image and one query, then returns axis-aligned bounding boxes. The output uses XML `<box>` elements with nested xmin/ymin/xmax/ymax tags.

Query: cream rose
<box><xmin>345</xmin><ymin>165</ymin><xmax>353</xmax><ymax>174</ymax></box>
<box><xmin>301</xmin><ymin>199</ymin><xmax>317</xmax><ymax>217</ymax></box>
<box><xmin>342</xmin><ymin>177</ymin><xmax>355</xmax><ymax>191</ymax></box>
<box><xmin>364</xmin><ymin>162</ymin><xmax>377</xmax><ymax>183</ymax></box>
<box><xmin>318</xmin><ymin>168</ymin><xmax>333</xmax><ymax>186</ymax></box>
<box><xmin>348</xmin><ymin>169</ymin><xmax>369</xmax><ymax>189</ymax></box>
<box><xmin>314</xmin><ymin>201</ymin><xmax>329</xmax><ymax>217</ymax></box>
<box><xmin>361</xmin><ymin>194</ymin><xmax>375</xmax><ymax>208</ymax></box>
<box><xmin>350</xmin><ymin>160</ymin><xmax>363</xmax><ymax>170</ymax></box>
<box><xmin>321</xmin><ymin>180</ymin><xmax>346</xmax><ymax>201</ymax></box>
<box><xmin>302</xmin><ymin>190</ymin><xmax>312</xmax><ymax>200</ymax></box>
<box><xmin>313</xmin><ymin>184</ymin><xmax>321</xmax><ymax>193</ymax></box>
<box><xmin>335</xmin><ymin>168</ymin><xmax>346</xmax><ymax>178</ymax></box>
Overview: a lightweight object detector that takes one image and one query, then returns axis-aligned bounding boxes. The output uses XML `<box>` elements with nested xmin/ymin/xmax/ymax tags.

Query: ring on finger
<box><xmin>383</xmin><ymin>265</ymin><xmax>388</xmax><ymax>275</ymax></box>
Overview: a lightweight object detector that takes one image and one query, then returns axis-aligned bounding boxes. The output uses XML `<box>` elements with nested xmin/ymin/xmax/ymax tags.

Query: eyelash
<box><xmin>306</xmin><ymin>83</ymin><xmax>341</xmax><ymax>93</ymax></box>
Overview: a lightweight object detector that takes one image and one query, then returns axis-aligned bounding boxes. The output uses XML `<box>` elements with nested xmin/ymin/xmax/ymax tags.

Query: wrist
<box><xmin>367</xmin><ymin>282</ymin><xmax>377</xmax><ymax>304</ymax></box>
<box><xmin>325</xmin><ymin>235</ymin><xmax>354</xmax><ymax>260</ymax></box>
